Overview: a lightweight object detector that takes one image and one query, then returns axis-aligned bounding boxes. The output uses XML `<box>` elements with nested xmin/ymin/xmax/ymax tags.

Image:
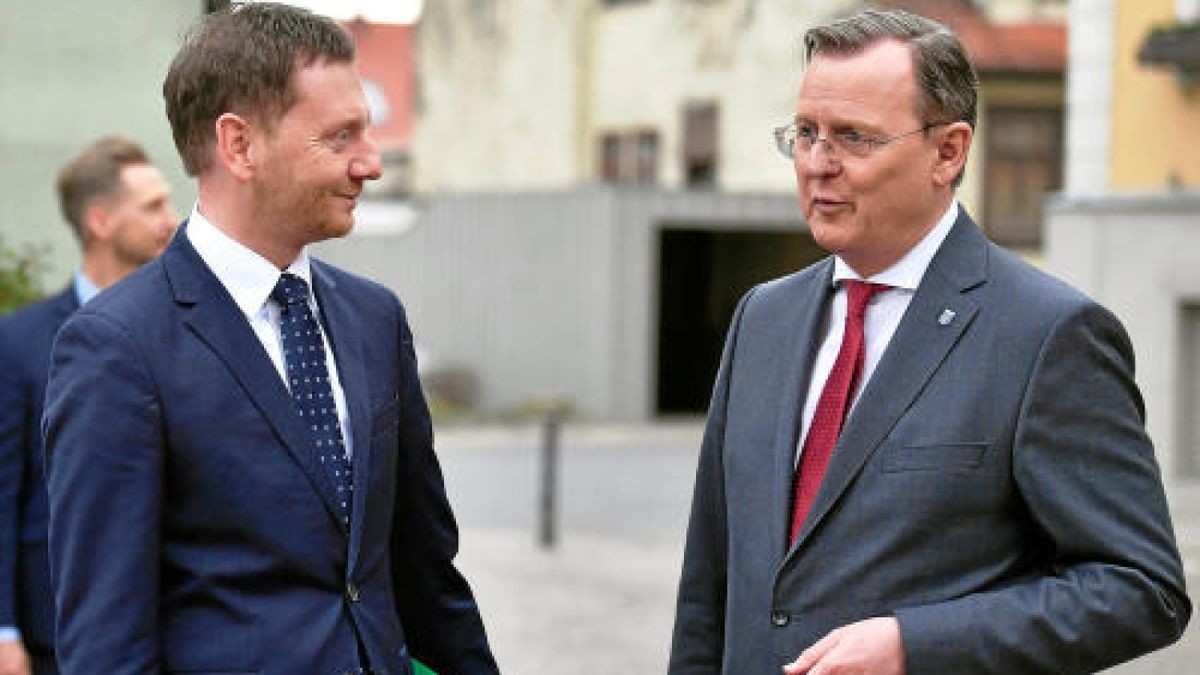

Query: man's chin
<box><xmin>808</xmin><ymin>220</ymin><xmax>849</xmax><ymax>250</ymax></box>
<box><xmin>316</xmin><ymin>215</ymin><xmax>355</xmax><ymax>240</ymax></box>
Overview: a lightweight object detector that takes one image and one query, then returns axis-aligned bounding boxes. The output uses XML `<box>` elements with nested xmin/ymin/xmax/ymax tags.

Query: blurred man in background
<box><xmin>0</xmin><ymin>136</ymin><xmax>176</xmax><ymax>675</ymax></box>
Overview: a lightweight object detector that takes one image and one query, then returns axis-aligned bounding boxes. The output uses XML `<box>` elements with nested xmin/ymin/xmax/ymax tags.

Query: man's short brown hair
<box><xmin>56</xmin><ymin>136</ymin><xmax>150</xmax><ymax>241</ymax></box>
<box><xmin>162</xmin><ymin>2</ymin><xmax>356</xmax><ymax>176</ymax></box>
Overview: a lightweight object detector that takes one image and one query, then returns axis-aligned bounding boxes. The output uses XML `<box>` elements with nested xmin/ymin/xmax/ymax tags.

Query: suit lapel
<box><xmin>52</xmin><ymin>286</ymin><xmax>80</xmax><ymax>320</ymax></box>
<box><xmin>311</xmin><ymin>263</ymin><xmax>373</xmax><ymax>566</ymax></box>
<box><xmin>769</xmin><ymin>261</ymin><xmax>836</xmax><ymax>559</ymax></box>
<box><xmin>787</xmin><ymin>213</ymin><xmax>988</xmax><ymax>554</ymax></box>
<box><xmin>163</xmin><ymin>233</ymin><xmax>348</xmax><ymax>533</ymax></box>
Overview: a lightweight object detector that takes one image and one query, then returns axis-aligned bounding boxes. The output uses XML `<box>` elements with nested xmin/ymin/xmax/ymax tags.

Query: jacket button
<box><xmin>347</xmin><ymin>581</ymin><xmax>361</xmax><ymax>602</ymax></box>
<box><xmin>771</xmin><ymin>610</ymin><xmax>789</xmax><ymax>627</ymax></box>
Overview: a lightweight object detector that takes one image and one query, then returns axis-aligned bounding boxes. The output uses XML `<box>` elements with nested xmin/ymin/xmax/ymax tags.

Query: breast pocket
<box><xmin>880</xmin><ymin>442</ymin><xmax>990</xmax><ymax>473</ymax></box>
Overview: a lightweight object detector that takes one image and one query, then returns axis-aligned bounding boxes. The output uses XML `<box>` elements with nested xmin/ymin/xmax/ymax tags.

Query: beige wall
<box><xmin>413</xmin><ymin>0</ymin><xmax>1067</xmax><ymax>201</ymax></box>
<box><xmin>1109</xmin><ymin>0</ymin><xmax>1200</xmax><ymax>189</ymax></box>
<box><xmin>986</xmin><ymin>0</ymin><xmax>1068</xmax><ymax>22</ymax></box>
<box><xmin>587</xmin><ymin>0</ymin><xmax>851</xmax><ymax>192</ymax></box>
<box><xmin>413</xmin><ymin>0</ymin><xmax>858</xmax><ymax>194</ymax></box>
<box><xmin>413</xmin><ymin>0</ymin><xmax>589</xmax><ymax>192</ymax></box>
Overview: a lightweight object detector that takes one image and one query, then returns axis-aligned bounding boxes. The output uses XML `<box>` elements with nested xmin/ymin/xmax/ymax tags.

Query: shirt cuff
<box><xmin>0</xmin><ymin>627</ymin><xmax>21</xmax><ymax>642</ymax></box>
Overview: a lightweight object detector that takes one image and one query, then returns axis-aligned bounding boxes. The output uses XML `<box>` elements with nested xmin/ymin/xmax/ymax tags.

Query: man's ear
<box><xmin>931</xmin><ymin>121</ymin><xmax>972</xmax><ymax>188</ymax></box>
<box><xmin>80</xmin><ymin>202</ymin><xmax>113</xmax><ymax>244</ymax></box>
<box><xmin>214</xmin><ymin>112</ymin><xmax>256</xmax><ymax>181</ymax></box>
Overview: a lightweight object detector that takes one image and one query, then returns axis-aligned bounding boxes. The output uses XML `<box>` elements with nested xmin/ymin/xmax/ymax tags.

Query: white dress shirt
<box><xmin>73</xmin><ymin>270</ymin><xmax>101</xmax><ymax>305</ymax></box>
<box><xmin>186</xmin><ymin>205</ymin><xmax>354</xmax><ymax>458</ymax></box>
<box><xmin>795</xmin><ymin>200</ymin><xmax>959</xmax><ymax>464</ymax></box>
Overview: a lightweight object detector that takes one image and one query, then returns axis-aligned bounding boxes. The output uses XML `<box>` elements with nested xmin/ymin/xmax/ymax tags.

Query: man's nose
<box><xmin>796</xmin><ymin>140</ymin><xmax>840</xmax><ymax>176</ymax></box>
<box><xmin>164</xmin><ymin>205</ymin><xmax>180</xmax><ymax>229</ymax></box>
<box><xmin>353</xmin><ymin>137</ymin><xmax>383</xmax><ymax>181</ymax></box>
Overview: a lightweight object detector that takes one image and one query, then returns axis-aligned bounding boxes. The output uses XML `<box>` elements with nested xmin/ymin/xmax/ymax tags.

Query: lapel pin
<box><xmin>937</xmin><ymin>309</ymin><xmax>956</xmax><ymax>326</ymax></box>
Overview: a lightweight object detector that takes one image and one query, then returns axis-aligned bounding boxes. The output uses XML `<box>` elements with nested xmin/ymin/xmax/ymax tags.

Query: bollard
<box><xmin>538</xmin><ymin>407</ymin><xmax>562</xmax><ymax>549</ymax></box>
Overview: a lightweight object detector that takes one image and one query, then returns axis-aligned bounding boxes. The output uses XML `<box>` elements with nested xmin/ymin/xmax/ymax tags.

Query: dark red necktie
<box><xmin>789</xmin><ymin>280</ymin><xmax>890</xmax><ymax>543</ymax></box>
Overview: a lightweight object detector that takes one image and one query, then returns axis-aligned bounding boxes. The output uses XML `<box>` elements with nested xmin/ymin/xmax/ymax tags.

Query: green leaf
<box><xmin>0</xmin><ymin>235</ymin><xmax>47</xmax><ymax>314</ymax></box>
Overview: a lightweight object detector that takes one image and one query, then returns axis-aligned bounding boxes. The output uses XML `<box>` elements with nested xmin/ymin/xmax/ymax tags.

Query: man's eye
<box><xmin>330</xmin><ymin>130</ymin><xmax>353</xmax><ymax>145</ymax></box>
<box><xmin>838</xmin><ymin>130</ymin><xmax>870</xmax><ymax>146</ymax></box>
<box><xmin>796</xmin><ymin>124</ymin><xmax>819</xmax><ymax>141</ymax></box>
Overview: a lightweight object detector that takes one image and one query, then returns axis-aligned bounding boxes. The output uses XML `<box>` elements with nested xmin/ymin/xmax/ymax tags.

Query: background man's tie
<box><xmin>272</xmin><ymin>272</ymin><xmax>354</xmax><ymax>528</ymax></box>
<box><xmin>789</xmin><ymin>280</ymin><xmax>890</xmax><ymax>543</ymax></box>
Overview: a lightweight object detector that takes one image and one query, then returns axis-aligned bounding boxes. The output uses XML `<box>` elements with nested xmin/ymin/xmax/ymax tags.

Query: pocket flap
<box><xmin>881</xmin><ymin>442</ymin><xmax>989</xmax><ymax>472</ymax></box>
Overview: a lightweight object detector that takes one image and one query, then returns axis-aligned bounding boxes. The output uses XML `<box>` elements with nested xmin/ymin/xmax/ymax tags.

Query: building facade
<box><xmin>1047</xmin><ymin>0</ymin><xmax>1200</xmax><ymax>553</ymax></box>
<box><xmin>413</xmin><ymin>0</ymin><xmax>1067</xmax><ymax>247</ymax></box>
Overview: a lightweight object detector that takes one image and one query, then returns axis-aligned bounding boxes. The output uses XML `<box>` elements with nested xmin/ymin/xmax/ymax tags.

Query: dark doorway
<box><xmin>656</xmin><ymin>228</ymin><xmax>825</xmax><ymax>415</ymax></box>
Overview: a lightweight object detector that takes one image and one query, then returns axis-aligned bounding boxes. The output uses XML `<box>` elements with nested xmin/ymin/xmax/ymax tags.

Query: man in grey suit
<box><xmin>669</xmin><ymin>9</ymin><xmax>1190</xmax><ymax>675</ymax></box>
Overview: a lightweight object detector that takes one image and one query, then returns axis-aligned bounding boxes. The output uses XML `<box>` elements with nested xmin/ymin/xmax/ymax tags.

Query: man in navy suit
<box><xmin>0</xmin><ymin>136</ymin><xmax>176</xmax><ymax>675</ymax></box>
<box><xmin>669</xmin><ymin>9</ymin><xmax>1189</xmax><ymax>675</ymax></box>
<box><xmin>43</xmin><ymin>4</ymin><xmax>498</xmax><ymax>675</ymax></box>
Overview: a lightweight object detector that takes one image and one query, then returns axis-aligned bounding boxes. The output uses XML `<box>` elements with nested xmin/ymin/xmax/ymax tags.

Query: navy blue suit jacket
<box><xmin>0</xmin><ymin>287</ymin><xmax>77</xmax><ymax>657</ymax></box>
<box><xmin>43</xmin><ymin>232</ymin><xmax>498</xmax><ymax>675</ymax></box>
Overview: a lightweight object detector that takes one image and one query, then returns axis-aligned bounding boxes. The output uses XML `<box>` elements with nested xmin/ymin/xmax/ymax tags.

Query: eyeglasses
<box><xmin>774</xmin><ymin>121</ymin><xmax>947</xmax><ymax>160</ymax></box>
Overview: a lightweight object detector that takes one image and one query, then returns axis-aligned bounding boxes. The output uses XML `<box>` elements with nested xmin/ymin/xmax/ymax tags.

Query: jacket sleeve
<box><xmin>896</xmin><ymin>302</ymin><xmax>1191</xmax><ymax>674</ymax></box>
<box><xmin>668</xmin><ymin>288</ymin><xmax>754</xmax><ymax>674</ymax></box>
<box><xmin>0</xmin><ymin>324</ymin><xmax>24</xmax><ymax>630</ymax></box>
<box><xmin>387</xmin><ymin>297</ymin><xmax>499</xmax><ymax>675</ymax></box>
<box><xmin>43</xmin><ymin>311</ymin><xmax>164</xmax><ymax>674</ymax></box>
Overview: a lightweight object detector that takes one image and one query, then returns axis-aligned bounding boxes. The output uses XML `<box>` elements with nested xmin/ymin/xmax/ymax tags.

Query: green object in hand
<box><xmin>413</xmin><ymin>658</ymin><xmax>436</xmax><ymax>675</ymax></box>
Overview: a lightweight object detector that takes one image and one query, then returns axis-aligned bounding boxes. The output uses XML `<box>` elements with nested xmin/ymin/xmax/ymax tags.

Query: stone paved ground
<box><xmin>436</xmin><ymin>423</ymin><xmax>1198</xmax><ymax>675</ymax></box>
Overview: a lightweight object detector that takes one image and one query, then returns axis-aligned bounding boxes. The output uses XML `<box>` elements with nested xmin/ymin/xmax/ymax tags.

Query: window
<box><xmin>598</xmin><ymin>129</ymin><xmax>659</xmax><ymax>185</ymax></box>
<box><xmin>635</xmin><ymin>131</ymin><xmax>658</xmax><ymax>183</ymax></box>
<box><xmin>682</xmin><ymin>102</ymin><xmax>719</xmax><ymax>188</ymax></box>
<box><xmin>982</xmin><ymin>107</ymin><xmax>1063</xmax><ymax>249</ymax></box>
<box><xmin>600</xmin><ymin>133</ymin><xmax>623</xmax><ymax>182</ymax></box>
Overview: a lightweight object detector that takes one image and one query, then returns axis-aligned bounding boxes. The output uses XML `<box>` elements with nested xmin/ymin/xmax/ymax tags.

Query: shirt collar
<box><xmin>832</xmin><ymin>200</ymin><xmax>959</xmax><ymax>291</ymax></box>
<box><xmin>185</xmin><ymin>203</ymin><xmax>312</xmax><ymax>318</ymax></box>
<box><xmin>73</xmin><ymin>270</ymin><xmax>102</xmax><ymax>306</ymax></box>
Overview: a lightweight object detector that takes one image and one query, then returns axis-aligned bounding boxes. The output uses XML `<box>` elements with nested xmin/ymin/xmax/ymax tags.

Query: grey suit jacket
<box><xmin>669</xmin><ymin>212</ymin><xmax>1190</xmax><ymax>674</ymax></box>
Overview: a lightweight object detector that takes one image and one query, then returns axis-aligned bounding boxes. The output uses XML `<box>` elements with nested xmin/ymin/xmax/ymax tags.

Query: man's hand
<box><xmin>782</xmin><ymin>617</ymin><xmax>905</xmax><ymax>675</ymax></box>
<box><xmin>0</xmin><ymin>640</ymin><xmax>31</xmax><ymax>675</ymax></box>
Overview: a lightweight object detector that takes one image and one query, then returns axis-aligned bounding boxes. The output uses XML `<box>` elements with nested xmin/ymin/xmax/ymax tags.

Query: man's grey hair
<box><xmin>804</xmin><ymin>8</ymin><xmax>979</xmax><ymax>130</ymax></box>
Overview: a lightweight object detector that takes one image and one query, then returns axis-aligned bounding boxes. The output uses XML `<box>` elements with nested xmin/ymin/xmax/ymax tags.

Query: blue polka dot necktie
<box><xmin>271</xmin><ymin>272</ymin><xmax>353</xmax><ymax>528</ymax></box>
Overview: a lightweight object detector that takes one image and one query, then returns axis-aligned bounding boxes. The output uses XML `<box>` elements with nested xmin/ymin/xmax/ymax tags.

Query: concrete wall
<box><xmin>1045</xmin><ymin>193</ymin><xmax>1200</xmax><ymax>538</ymax></box>
<box><xmin>0</xmin><ymin>1</ymin><xmax>199</xmax><ymax>287</ymax></box>
<box><xmin>1064</xmin><ymin>0</ymin><xmax>1116</xmax><ymax>195</ymax></box>
<box><xmin>315</xmin><ymin>188</ymin><xmax>803</xmax><ymax>420</ymax></box>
